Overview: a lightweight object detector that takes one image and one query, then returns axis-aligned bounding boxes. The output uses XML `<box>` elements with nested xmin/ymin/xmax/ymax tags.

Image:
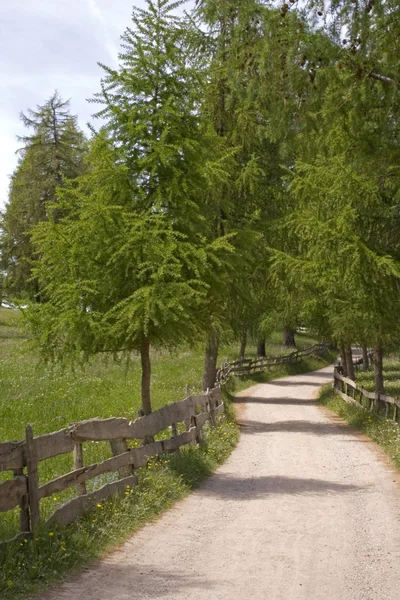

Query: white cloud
<box><xmin>87</xmin><ymin>0</ymin><xmax>120</xmax><ymax>65</ymax></box>
<box><xmin>0</xmin><ymin>0</ymin><xmax>195</xmax><ymax>210</ymax></box>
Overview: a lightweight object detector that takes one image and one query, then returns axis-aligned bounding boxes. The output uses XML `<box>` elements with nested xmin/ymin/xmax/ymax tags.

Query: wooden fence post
<box><xmin>25</xmin><ymin>425</ymin><xmax>40</xmax><ymax>533</ymax></box>
<box><xmin>110</xmin><ymin>439</ymin><xmax>134</xmax><ymax>478</ymax></box>
<box><xmin>13</xmin><ymin>468</ymin><xmax>30</xmax><ymax>534</ymax></box>
<box><xmin>73</xmin><ymin>443</ymin><xmax>87</xmax><ymax>496</ymax></box>
<box><xmin>208</xmin><ymin>389</ymin><xmax>216</xmax><ymax>427</ymax></box>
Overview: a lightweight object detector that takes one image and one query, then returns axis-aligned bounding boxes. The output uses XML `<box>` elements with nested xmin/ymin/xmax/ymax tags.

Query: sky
<box><xmin>0</xmin><ymin>0</ymin><xmax>194</xmax><ymax>210</ymax></box>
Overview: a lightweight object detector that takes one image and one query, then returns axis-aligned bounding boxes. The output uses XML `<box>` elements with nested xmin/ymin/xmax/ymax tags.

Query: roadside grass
<box><xmin>319</xmin><ymin>385</ymin><xmax>400</xmax><ymax>471</ymax></box>
<box><xmin>0</xmin><ymin>307</ymin><xmax>323</xmax><ymax>445</ymax></box>
<box><xmin>0</xmin><ymin>307</ymin><xmax>333</xmax><ymax>597</ymax></box>
<box><xmin>355</xmin><ymin>353</ymin><xmax>400</xmax><ymax>398</ymax></box>
<box><xmin>0</xmin><ymin>413</ymin><xmax>239</xmax><ymax>600</ymax></box>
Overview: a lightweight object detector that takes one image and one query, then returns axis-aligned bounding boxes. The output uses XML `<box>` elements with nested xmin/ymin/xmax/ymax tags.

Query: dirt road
<box><xmin>42</xmin><ymin>366</ymin><xmax>400</xmax><ymax>600</ymax></box>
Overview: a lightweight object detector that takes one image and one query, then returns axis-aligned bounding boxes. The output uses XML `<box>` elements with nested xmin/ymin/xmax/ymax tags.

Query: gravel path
<box><xmin>41</xmin><ymin>365</ymin><xmax>400</xmax><ymax>600</ymax></box>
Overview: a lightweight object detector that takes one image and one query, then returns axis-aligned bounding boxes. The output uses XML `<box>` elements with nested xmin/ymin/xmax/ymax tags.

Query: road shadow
<box><xmin>238</xmin><ymin>419</ymin><xmax>354</xmax><ymax>436</ymax></box>
<box><xmin>40</xmin><ymin>564</ymin><xmax>217</xmax><ymax>600</ymax></box>
<box><xmin>235</xmin><ymin>396</ymin><xmax>318</xmax><ymax>406</ymax></box>
<box><xmin>270</xmin><ymin>380</ymin><xmax>325</xmax><ymax>387</ymax></box>
<box><xmin>199</xmin><ymin>474</ymin><xmax>363</xmax><ymax>501</ymax></box>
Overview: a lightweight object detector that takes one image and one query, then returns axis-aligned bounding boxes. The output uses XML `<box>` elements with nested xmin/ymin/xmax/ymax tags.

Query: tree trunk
<box><xmin>282</xmin><ymin>326</ymin><xmax>296</xmax><ymax>348</ymax></box>
<box><xmin>374</xmin><ymin>343</ymin><xmax>384</xmax><ymax>395</ymax></box>
<box><xmin>257</xmin><ymin>337</ymin><xmax>266</xmax><ymax>357</ymax></box>
<box><xmin>339</xmin><ymin>344</ymin><xmax>348</xmax><ymax>376</ymax></box>
<box><xmin>239</xmin><ymin>328</ymin><xmax>247</xmax><ymax>360</ymax></box>
<box><xmin>140</xmin><ymin>336</ymin><xmax>152</xmax><ymax>415</ymax></box>
<box><xmin>345</xmin><ymin>345</ymin><xmax>355</xmax><ymax>381</ymax></box>
<box><xmin>202</xmin><ymin>329</ymin><xmax>219</xmax><ymax>392</ymax></box>
<box><xmin>362</xmin><ymin>346</ymin><xmax>369</xmax><ymax>371</ymax></box>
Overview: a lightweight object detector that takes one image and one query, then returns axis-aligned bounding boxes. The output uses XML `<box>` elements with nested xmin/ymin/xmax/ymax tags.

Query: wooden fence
<box><xmin>216</xmin><ymin>342</ymin><xmax>328</xmax><ymax>383</ymax></box>
<box><xmin>0</xmin><ymin>387</ymin><xmax>224</xmax><ymax>546</ymax></box>
<box><xmin>333</xmin><ymin>367</ymin><xmax>400</xmax><ymax>423</ymax></box>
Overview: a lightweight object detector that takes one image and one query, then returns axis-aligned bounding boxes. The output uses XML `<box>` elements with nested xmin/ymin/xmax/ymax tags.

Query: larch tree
<box><xmin>27</xmin><ymin>0</ymin><xmax>234</xmax><ymax>415</ymax></box>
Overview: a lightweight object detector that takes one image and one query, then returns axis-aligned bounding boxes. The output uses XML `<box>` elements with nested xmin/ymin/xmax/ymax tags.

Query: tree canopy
<box><xmin>1</xmin><ymin>0</ymin><xmax>399</xmax><ymax>402</ymax></box>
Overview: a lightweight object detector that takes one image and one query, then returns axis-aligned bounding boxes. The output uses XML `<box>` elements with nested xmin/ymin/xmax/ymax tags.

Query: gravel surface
<box><xmin>41</xmin><ymin>365</ymin><xmax>400</xmax><ymax>600</ymax></box>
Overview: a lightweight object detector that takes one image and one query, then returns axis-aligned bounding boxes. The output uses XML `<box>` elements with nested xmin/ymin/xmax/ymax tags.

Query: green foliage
<box><xmin>25</xmin><ymin>1</ymin><xmax>239</xmax><ymax>410</ymax></box>
<box><xmin>0</xmin><ymin>93</ymin><xmax>87</xmax><ymax>301</ymax></box>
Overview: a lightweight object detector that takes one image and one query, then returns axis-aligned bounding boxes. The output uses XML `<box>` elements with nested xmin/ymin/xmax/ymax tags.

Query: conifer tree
<box><xmin>27</xmin><ymin>0</ymin><xmax>234</xmax><ymax>414</ymax></box>
<box><xmin>0</xmin><ymin>92</ymin><xmax>87</xmax><ymax>300</ymax></box>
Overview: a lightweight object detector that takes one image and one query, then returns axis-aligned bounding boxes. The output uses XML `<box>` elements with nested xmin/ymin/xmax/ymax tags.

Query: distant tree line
<box><xmin>1</xmin><ymin>0</ymin><xmax>399</xmax><ymax>412</ymax></box>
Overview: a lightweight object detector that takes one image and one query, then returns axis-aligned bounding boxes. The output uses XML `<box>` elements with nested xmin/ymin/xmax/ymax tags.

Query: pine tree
<box><xmin>0</xmin><ymin>92</ymin><xmax>87</xmax><ymax>300</ymax></box>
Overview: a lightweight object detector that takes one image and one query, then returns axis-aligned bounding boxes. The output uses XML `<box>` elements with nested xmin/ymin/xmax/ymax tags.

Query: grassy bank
<box><xmin>319</xmin><ymin>386</ymin><xmax>400</xmax><ymax>471</ymax></box>
<box><xmin>0</xmin><ymin>307</ymin><xmax>321</xmax><ymax>444</ymax></box>
<box><xmin>0</xmin><ymin>307</ymin><xmax>334</xmax><ymax>598</ymax></box>
<box><xmin>0</xmin><ymin>412</ymin><xmax>238</xmax><ymax>600</ymax></box>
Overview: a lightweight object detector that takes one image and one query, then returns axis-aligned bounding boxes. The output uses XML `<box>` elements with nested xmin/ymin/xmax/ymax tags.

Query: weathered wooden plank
<box><xmin>358</xmin><ymin>387</ymin><xmax>376</xmax><ymax>400</ymax></box>
<box><xmin>39</xmin><ymin>441</ymin><xmax>163</xmax><ymax>499</ymax></box>
<box><xmin>212</xmin><ymin>388</ymin><xmax>222</xmax><ymax>403</ymax></box>
<box><xmin>341</xmin><ymin>376</ymin><xmax>357</xmax><ymax>388</ymax></box>
<box><xmin>0</xmin><ymin>476</ymin><xmax>28</xmax><ymax>512</ymax></box>
<box><xmin>130</xmin><ymin>441</ymin><xmax>164</xmax><ymax>467</ymax></box>
<box><xmin>13</xmin><ymin>468</ymin><xmax>30</xmax><ymax>533</ymax></box>
<box><xmin>69</xmin><ymin>418</ymin><xmax>131</xmax><ymax>442</ymax></box>
<box><xmin>47</xmin><ymin>476</ymin><xmax>137</xmax><ymax>527</ymax></box>
<box><xmin>379</xmin><ymin>394</ymin><xmax>396</xmax><ymax>405</ymax></box>
<box><xmin>26</xmin><ymin>426</ymin><xmax>40</xmax><ymax>532</ymax></box>
<box><xmin>110</xmin><ymin>439</ymin><xmax>134</xmax><ymax>478</ymax></box>
<box><xmin>70</xmin><ymin>395</ymin><xmax>206</xmax><ymax>442</ymax></box>
<box><xmin>163</xmin><ymin>427</ymin><xmax>197</xmax><ymax>452</ymax></box>
<box><xmin>73</xmin><ymin>443</ymin><xmax>87</xmax><ymax>495</ymax></box>
<box><xmin>0</xmin><ymin>441</ymin><xmax>25</xmax><ymax>472</ymax></box>
<box><xmin>194</xmin><ymin>412</ymin><xmax>211</xmax><ymax>430</ymax></box>
<box><xmin>337</xmin><ymin>390</ymin><xmax>363</xmax><ymax>408</ymax></box>
<box><xmin>34</xmin><ymin>429</ymin><xmax>74</xmax><ymax>462</ymax></box>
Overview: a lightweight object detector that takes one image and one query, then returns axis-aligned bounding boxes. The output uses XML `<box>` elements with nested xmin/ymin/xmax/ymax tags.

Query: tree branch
<box><xmin>368</xmin><ymin>71</ymin><xmax>400</xmax><ymax>87</ymax></box>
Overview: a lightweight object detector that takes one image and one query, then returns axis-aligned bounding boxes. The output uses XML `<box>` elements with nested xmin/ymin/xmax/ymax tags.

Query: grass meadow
<box><xmin>0</xmin><ymin>306</ymin><xmax>333</xmax><ymax>598</ymax></box>
<box><xmin>355</xmin><ymin>353</ymin><xmax>400</xmax><ymax>397</ymax></box>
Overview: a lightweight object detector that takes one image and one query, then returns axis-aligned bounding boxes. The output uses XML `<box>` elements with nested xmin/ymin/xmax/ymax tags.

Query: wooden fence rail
<box><xmin>1</xmin><ymin>341</ymin><xmax>327</xmax><ymax>546</ymax></box>
<box><xmin>333</xmin><ymin>367</ymin><xmax>400</xmax><ymax>422</ymax></box>
<box><xmin>216</xmin><ymin>342</ymin><xmax>328</xmax><ymax>383</ymax></box>
<box><xmin>0</xmin><ymin>387</ymin><xmax>224</xmax><ymax>546</ymax></box>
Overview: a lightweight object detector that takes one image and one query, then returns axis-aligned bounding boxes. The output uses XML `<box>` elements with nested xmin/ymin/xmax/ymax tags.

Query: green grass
<box><xmin>0</xmin><ymin>413</ymin><xmax>239</xmax><ymax>600</ymax></box>
<box><xmin>0</xmin><ymin>307</ymin><xmax>324</xmax><ymax>446</ymax></box>
<box><xmin>0</xmin><ymin>309</ymin><xmax>332</xmax><ymax>534</ymax></box>
<box><xmin>0</xmin><ymin>308</ymin><xmax>333</xmax><ymax>597</ymax></box>
<box><xmin>355</xmin><ymin>352</ymin><xmax>400</xmax><ymax>398</ymax></box>
<box><xmin>0</xmin><ymin>308</ymin><xmax>334</xmax><ymax>598</ymax></box>
<box><xmin>319</xmin><ymin>385</ymin><xmax>400</xmax><ymax>471</ymax></box>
